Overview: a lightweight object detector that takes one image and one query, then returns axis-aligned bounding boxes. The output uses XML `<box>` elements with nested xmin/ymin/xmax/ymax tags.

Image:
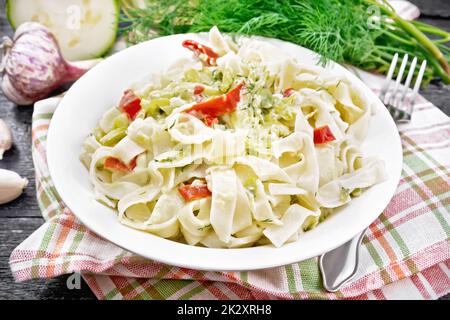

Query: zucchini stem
<box><xmin>382</xmin><ymin>30</ymin><xmax>416</xmax><ymax>46</ymax></box>
<box><xmin>412</xmin><ymin>20</ymin><xmax>450</xmax><ymax>38</ymax></box>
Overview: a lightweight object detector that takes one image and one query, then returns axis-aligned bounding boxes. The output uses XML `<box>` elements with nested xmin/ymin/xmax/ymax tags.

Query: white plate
<box><xmin>47</xmin><ymin>33</ymin><xmax>403</xmax><ymax>271</ymax></box>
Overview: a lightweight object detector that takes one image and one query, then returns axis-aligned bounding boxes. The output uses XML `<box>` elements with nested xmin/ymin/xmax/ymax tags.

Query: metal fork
<box><xmin>380</xmin><ymin>53</ymin><xmax>427</xmax><ymax>123</ymax></box>
<box><xmin>319</xmin><ymin>53</ymin><xmax>427</xmax><ymax>293</ymax></box>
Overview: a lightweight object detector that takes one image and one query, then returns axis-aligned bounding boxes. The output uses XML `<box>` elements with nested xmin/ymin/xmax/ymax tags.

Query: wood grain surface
<box><xmin>0</xmin><ymin>0</ymin><xmax>448</xmax><ymax>300</ymax></box>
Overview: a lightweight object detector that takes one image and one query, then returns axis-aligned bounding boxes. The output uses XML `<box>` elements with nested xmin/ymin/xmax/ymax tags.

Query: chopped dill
<box><xmin>168</xmin><ymin>121</ymin><xmax>176</xmax><ymax>130</ymax></box>
<box><xmin>198</xmin><ymin>224</ymin><xmax>212</xmax><ymax>231</ymax></box>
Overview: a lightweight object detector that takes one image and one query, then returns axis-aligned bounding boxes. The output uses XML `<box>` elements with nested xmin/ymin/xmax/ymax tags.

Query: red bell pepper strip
<box><xmin>119</xmin><ymin>89</ymin><xmax>141</xmax><ymax>120</ymax></box>
<box><xmin>194</xmin><ymin>85</ymin><xmax>205</xmax><ymax>95</ymax></box>
<box><xmin>187</xmin><ymin>111</ymin><xmax>218</xmax><ymax>127</ymax></box>
<box><xmin>178</xmin><ymin>184</ymin><xmax>212</xmax><ymax>202</ymax></box>
<box><xmin>128</xmin><ymin>156</ymin><xmax>138</xmax><ymax>170</ymax></box>
<box><xmin>104</xmin><ymin>156</ymin><xmax>138</xmax><ymax>173</ymax></box>
<box><xmin>182</xmin><ymin>40</ymin><xmax>219</xmax><ymax>66</ymax></box>
<box><xmin>283</xmin><ymin>88</ymin><xmax>295</xmax><ymax>97</ymax></box>
<box><xmin>185</xmin><ymin>82</ymin><xmax>245</xmax><ymax>119</ymax></box>
<box><xmin>203</xmin><ymin>115</ymin><xmax>219</xmax><ymax>127</ymax></box>
<box><xmin>313</xmin><ymin>125</ymin><xmax>336</xmax><ymax>145</ymax></box>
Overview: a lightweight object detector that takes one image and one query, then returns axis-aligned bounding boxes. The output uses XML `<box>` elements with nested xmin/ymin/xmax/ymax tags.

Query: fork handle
<box><xmin>319</xmin><ymin>229</ymin><xmax>367</xmax><ymax>292</ymax></box>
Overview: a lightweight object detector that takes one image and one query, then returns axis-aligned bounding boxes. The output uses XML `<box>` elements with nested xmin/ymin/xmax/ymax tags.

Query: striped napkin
<box><xmin>9</xmin><ymin>1</ymin><xmax>450</xmax><ymax>300</ymax></box>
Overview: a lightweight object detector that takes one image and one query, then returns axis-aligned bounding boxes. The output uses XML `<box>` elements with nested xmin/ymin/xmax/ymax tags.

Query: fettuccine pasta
<box><xmin>80</xmin><ymin>26</ymin><xmax>387</xmax><ymax>248</ymax></box>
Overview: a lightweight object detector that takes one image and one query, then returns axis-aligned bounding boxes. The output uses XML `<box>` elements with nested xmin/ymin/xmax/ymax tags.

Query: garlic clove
<box><xmin>0</xmin><ymin>119</ymin><xmax>13</xmax><ymax>160</ymax></box>
<box><xmin>0</xmin><ymin>169</ymin><xmax>28</xmax><ymax>205</ymax></box>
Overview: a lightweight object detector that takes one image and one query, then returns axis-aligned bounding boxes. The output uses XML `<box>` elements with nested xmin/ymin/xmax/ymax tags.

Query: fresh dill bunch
<box><xmin>120</xmin><ymin>0</ymin><xmax>198</xmax><ymax>42</ymax></box>
<box><xmin>121</xmin><ymin>0</ymin><xmax>378</xmax><ymax>64</ymax></box>
<box><xmin>120</xmin><ymin>0</ymin><xmax>450</xmax><ymax>84</ymax></box>
<box><xmin>282</xmin><ymin>0</ymin><xmax>379</xmax><ymax>65</ymax></box>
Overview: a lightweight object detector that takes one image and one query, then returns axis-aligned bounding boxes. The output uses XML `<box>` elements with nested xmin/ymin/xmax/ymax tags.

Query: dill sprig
<box><xmin>120</xmin><ymin>0</ymin><xmax>450</xmax><ymax>84</ymax></box>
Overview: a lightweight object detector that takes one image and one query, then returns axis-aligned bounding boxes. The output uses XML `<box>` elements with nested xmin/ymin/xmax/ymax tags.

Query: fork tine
<box><xmin>400</xmin><ymin>56</ymin><xmax>417</xmax><ymax>103</ymax></box>
<box><xmin>388</xmin><ymin>54</ymin><xmax>408</xmax><ymax>106</ymax></box>
<box><xmin>380</xmin><ymin>53</ymin><xmax>398</xmax><ymax>104</ymax></box>
<box><xmin>407</xmin><ymin>59</ymin><xmax>427</xmax><ymax>115</ymax></box>
<box><xmin>411</xmin><ymin>60</ymin><xmax>427</xmax><ymax>102</ymax></box>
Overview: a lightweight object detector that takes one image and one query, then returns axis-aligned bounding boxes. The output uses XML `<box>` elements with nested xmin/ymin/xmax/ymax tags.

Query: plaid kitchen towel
<box><xmin>9</xmin><ymin>82</ymin><xmax>449</xmax><ymax>300</ymax></box>
<box><xmin>8</xmin><ymin>1</ymin><xmax>450</xmax><ymax>300</ymax></box>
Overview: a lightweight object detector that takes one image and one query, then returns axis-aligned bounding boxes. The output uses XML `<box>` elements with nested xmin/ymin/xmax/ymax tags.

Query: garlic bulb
<box><xmin>0</xmin><ymin>169</ymin><xmax>28</xmax><ymax>204</ymax></box>
<box><xmin>1</xmin><ymin>22</ymin><xmax>100</xmax><ymax>105</ymax></box>
<box><xmin>0</xmin><ymin>119</ymin><xmax>12</xmax><ymax>159</ymax></box>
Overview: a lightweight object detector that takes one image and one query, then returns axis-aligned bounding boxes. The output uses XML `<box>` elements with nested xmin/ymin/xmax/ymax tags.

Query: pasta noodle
<box><xmin>81</xmin><ymin>27</ymin><xmax>387</xmax><ymax>248</ymax></box>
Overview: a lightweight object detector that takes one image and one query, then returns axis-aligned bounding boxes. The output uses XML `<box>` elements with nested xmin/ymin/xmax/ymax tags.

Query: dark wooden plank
<box><xmin>0</xmin><ymin>267</ymin><xmax>97</xmax><ymax>300</ymax></box>
<box><xmin>417</xmin><ymin>17</ymin><xmax>450</xmax><ymax>31</ymax></box>
<box><xmin>0</xmin><ymin>217</ymin><xmax>96</xmax><ymax>299</ymax></box>
<box><xmin>0</xmin><ymin>99</ymin><xmax>41</xmax><ymax>218</ymax></box>
<box><xmin>417</xmin><ymin>80</ymin><xmax>450</xmax><ymax>116</ymax></box>
<box><xmin>0</xmin><ymin>217</ymin><xmax>44</xmax><ymax>256</ymax></box>
<box><xmin>414</xmin><ymin>16</ymin><xmax>450</xmax><ymax>115</ymax></box>
<box><xmin>409</xmin><ymin>0</ymin><xmax>450</xmax><ymax>18</ymax></box>
<box><xmin>0</xmin><ymin>1</ymin><xmax>40</xmax><ymax>218</ymax></box>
